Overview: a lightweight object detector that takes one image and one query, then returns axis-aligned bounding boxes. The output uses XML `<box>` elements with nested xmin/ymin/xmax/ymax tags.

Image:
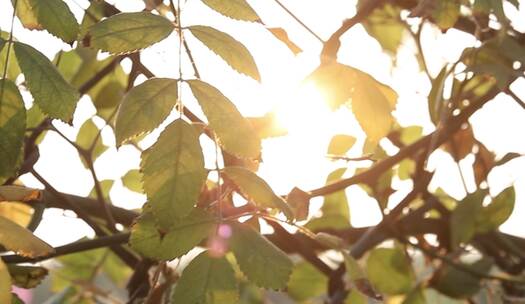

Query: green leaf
<box><xmin>328</xmin><ymin>134</ymin><xmax>356</xmax><ymax>155</ymax></box>
<box><xmin>366</xmin><ymin>247</ymin><xmax>413</xmax><ymax>295</ymax></box>
<box><xmin>84</xmin><ymin>12</ymin><xmax>175</xmax><ymax>54</ymax></box>
<box><xmin>88</xmin><ymin>179</ymin><xmax>113</xmax><ymax>201</ymax></box>
<box><xmin>287</xmin><ymin>262</ymin><xmax>327</xmax><ymax>301</ymax></box>
<box><xmin>0</xmin><ymin>32</ymin><xmax>20</xmax><ymax>80</ymax></box>
<box><xmin>7</xmin><ymin>265</ymin><xmax>48</xmax><ymax>289</ymax></box>
<box><xmin>344</xmin><ymin>251</ymin><xmax>381</xmax><ymax>300</ymax></box>
<box><xmin>222</xmin><ymin>166</ymin><xmax>293</xmax><ymax>220</ymax></box>
<box><xmin>403</xmin><ymin>287</ymin><xmax>426</xmax><ymax>304</ymax></box>
<box><xmin>311</xmin><ymin>168</ymin><xmax>351</xmax><ymax>229</ymax></box>
<box><xmin>450</xmin><ymin>191</ymin><xmax>484</xmax><ymax>248</ymax></box>
<box><xmin>188</xmin><ymin>26</ymin><xmax>260</xmax><ymax>81</ymax></box>
<box><xmin>307</xmin><ymin>63</ymin><xmax>395</xmax><ymax>142</ymax></box>
<box><xmin>0</xmin><ymin>260</ymin><xmax>11</xmax><ymax>304</ymax></box>
<box><xmin>432</xmin><ymin>0</ymin><xmax>460</xmax><ymax>30</ymax></box>
<box><xmin>172</xmin><ymin>251</ymin><xmax>238</xmax><ymax>303</ymax></box>
<box><xmin>76</xmin><ymin>118</ymin><xmax>107</xmax><ymax>167</ymax></box>
<box><xmin>476</xmin><ymin>186</ymin><xmax>515</xmax><ymax>233</ymax></box>
<box><xmin>130</xmin><ymin>208</ymin><xmax>215</xmax><ymax>260</ymax></box>
<box><xmin>121</xmin><ymin>169</ymin><xmax>143</xmax><ymax>193</ymax></box>
<box><xmin>0</xmin><ymin>38</ymin><xmax>5</xmax><ymax>53</ymax></box>
<box><xmin>115</xmin><ymin>78</ymin><xmax>178</xmax><ymax>145</ymax></box>
<box><xmin>432</xmin><ymin>258</ymin><xmax>492</xmax><ymax>298</ymax></box>
<box><xmin>14</xmin><ymin>42</ymin><xmax>79</xmax><ymax>121</ymax></box>
<box><xmin>0</xmin><ymin>215</ymin><xmax>54</xmax><ymax>258</ymax></box>
<box><xmin>188</xmin><ymin>80</ymin><xmax>261</xmax><ymax>158</ymax></box>
<box><xmin>202</xmin><ymin>0</ymin><xmax>260</xmax><ymax>22</ymax></box>
<box><xmin>23</xmin><ymin>0</ymin><xmax>79</xmax><ymax>43</ymax></box>
<box><xmin>362</xmin><ymin>3</ymin><xmax>404</xmax><ymax>53</ymax></box>
<box><xmin>345</xmin><ymin>290</ymin><xmax>367</xmax><ymax>304</ymax></box>
<box><xmin>230</xmin><ymin>222</ymin><xmax>293</xmax><ymax>289</ymax></box>
<box><xmin>428</xmin><ymin>66</ymin><xmax>448</xmax><ymax>126</ymax></box>
<box><xmin>141</xmin><ymin>119</ymin><xmax>207</xmax><ymax>229</ymax></box>
<box><xmin>0</xmin><ymin>80</ymin><xmax>26</xmax><ymax>181</ymax></box>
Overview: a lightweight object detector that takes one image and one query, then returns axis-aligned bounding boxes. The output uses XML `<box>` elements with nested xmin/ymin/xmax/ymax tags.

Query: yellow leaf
<box><xmin>0</xmin><ymin>259</ymin><xmax>11</xmax><ymax>304</ymax></box>
<box><xmin>0</xmin><ymin>185</ymin><xmax>41</xmax><ymax>202</ymax></box>
<box><xmin>0</xmin><ymin>215</ymin><xmax>54</xmax><ymax>258</ymax></box>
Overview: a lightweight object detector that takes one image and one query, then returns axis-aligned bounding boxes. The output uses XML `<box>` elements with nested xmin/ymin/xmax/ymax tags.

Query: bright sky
<box><xmin>1</xmin><ymin>0</ymin><xmax>524</xmax><ymax>247</ymax></box>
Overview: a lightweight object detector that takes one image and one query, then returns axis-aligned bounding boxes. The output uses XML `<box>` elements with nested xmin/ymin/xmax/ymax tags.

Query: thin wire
<box><xmin>271</xmin><ymin>0</ymin><xmax>324</xmax><ymax>43</ymax></box>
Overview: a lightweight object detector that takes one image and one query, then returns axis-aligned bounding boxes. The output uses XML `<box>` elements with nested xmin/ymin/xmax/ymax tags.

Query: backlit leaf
<box><xmin>0</xmin><ymin>80</ymin><xmax>26</xmax><ymax>180</ymax></box>
<box><xmin>130</xmin><ymin>208</ymin><xmax>215</xmax><ymax>260</ymax></box>
<box><xmin>0</xmin><ymin>215</ymin><xmax>54</xmax><ymax>258</ymax></box>
<box><xmin>84</xmin><ymin>12</ymin><xmax>175</xmax><ymax>54</ymax></box>
<box><xmin>12</xmin><ymin>0</ymin><xmax>41</xmax><ymax>30</ymax></box>
<box><xmin>432</xmin><ymin>0</ymin><xmax>460</xmax><ymax>30</ymax></box>
<box><xmin>307</xmin><ymin>63</ymin><xmax>395</xmax><ymax>142</ymax></box>
<box><xmin>0</xmin><ymin>260</ymin><xmax>11</xmax><ymax>304</ymax></box>
<box><xmin>202</xmin><ymin>0</ymin><xmax>260</xmax><ymax>22</ymax></box>
<box><xmin>403</xmin><ymin>287</ymin><xmax>426</xmax><ymax>304</ymax></box>
<box><xmin>344</xmin><ymin>251</ymin><xmax>381</xmax><ymax>300</ymax></box>
<box><xmin>267</xmin><ymin>27</ymin><xmax>302</xmax><ymax>55</ymax></box>
<box><xmin>0</xmin><ymin>186</ymin><xmax>41</xmax><ymax>202</ymax></box>
<box><xmin>115</xmin><ymin>78</ymin><xmax>178</xmax><ymax>145</ymax></box>
<box><xmin>188</xmin><ymin>80</ymin><xmax>261</xmax><ymax>158</ymax></box>
<box><xmin>76</xmin><ymin>118</ymin><xmax>107</xmax><ymax>167</ymax></box>
<box><xmin>362</xmin><ymin>3</ymin><xmax>404</xmax><ymax>53</ymax></box>
<box><xmin>450</xmin><ymin>191</ymin><xmax>485</xmax><ymax>248</ymax></box>
<box><xmin>428</xmin><ymin>66</ymin><xmax>448</xmax><ymax>126</ymax></box>
<box><xmin>287</xmin><ymin>262</ymin><xmax>327</xmax><ymax>301</ymax></box>
<box><xmin>188</xmin><ymin>26</ymin><xmax>260</xmax><ymax>81</ymax></box>
<box><xmin>0</xmin><ymin>32</ymin><xmax>21</xmax><ymax>80</ymax></box>
<box><xmin>14</xmin><ymin>42</ymin><xmax>79</xmax><ymax>121</ymax></box>
<box><xmin>230</xmin><ymin>222</ymin><xmax>292</xmax><ymax>289</ymax></box>
<box><xmin>8</xmin><ymin>265</ymin><xmax>48</xmax><ymax>289</ymax></box>
<box><xmin>121</xmin><ymin>169</ymin><xmax>143</xmax><ymax>193</ymax></box>
<box><xmin>476</xmin><ymin>186</ymin><xmax>515</xmax><ymax>233</ymax></box>
<box><xmin>0</xmin><ymin>202</ymin><xmax>33</xmax><ymax>227</ymax></box>
<box><xmin>328</xmin><ymin>134</ymin><xmax>356</xmax><ymax>155</ymax></box>
<box><xmin>141</xmin><ymin>119</ymin><xmax>207</xmax><ymax>229</ymax></box>
<box><xmin>366</xmin><ymin>247</ymin><xmax>413</xmax><ymax>295</ymax></box>
<box><xmin>172</xmin><ymin>251</ymin><xmax>238</xmax><ymax>303</ymax></box>
<box><xmin>223</xmin><ymin>166</ymin><xmax>293</xmax><ymax>220</ymax></box>
<box><xmin>21</xmin><ymin>0</ymin><xmax>79</xmax><ymax>43</ymax></box>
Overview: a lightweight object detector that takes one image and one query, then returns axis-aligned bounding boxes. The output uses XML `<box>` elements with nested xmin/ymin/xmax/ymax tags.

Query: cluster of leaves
<box><xmin>0</xmin><ymin>0</ymin><xmax>525</xmax><ymax>303</ymax></box>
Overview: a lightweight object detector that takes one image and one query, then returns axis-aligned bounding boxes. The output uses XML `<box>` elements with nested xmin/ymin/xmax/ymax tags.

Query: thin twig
<box><xmin>271</xmin><ymin>0</ymin><xmax>324</xmax><ymax>43</ymax></box>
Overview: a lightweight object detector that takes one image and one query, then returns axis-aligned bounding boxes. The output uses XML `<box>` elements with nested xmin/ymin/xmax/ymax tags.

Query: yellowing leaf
<box><xmin>307</xmin><ymin>63</ymin><xmax>396</xmax><ymax>142</ymax></box>
<box><xmin>141</xmin><ymin>119</ymin><xmax>207</xmax><ymax>229</ymax></box>
<box><xmin>223</xmin><ymin>167</ymin><xmax>293</xmax><ymax>220</ymax></box>
<box><xmin>188</xmin><ymin>80</ymin><xmax>261</xmax><ymax>158</ymax></box>
<box><xmin>0</xmin><ymin>259</ymin><xmax>11</xmax><ymax>304</ymax></box>
<box><xmin>8</xmin><ymin>265</ymin><xmax>48</xmax><ymax>289</ymax></box>
<box><xmin>84</xmin><ymin>12</ymin><xmax>175</xmax><ymax>54</ymax></box>
<box><xmin>115</xmin><ymin>78</ymin><xmax>178</xmax><ymax>145</ymax></box>
<box><xmin>202</xmin><ymin>0</ymin><xmax>260</xmax><ymax>22</ymax></box>
<box><xmin>12</xmin><ymin>0</ymin><xmax>41</xmax><ymax>30</ymax></box>
<box><xmin>0</xmin><ymin>38</ymin><xmax>5</xmax><ymax>52</ymax></box>
<box><xmin>267</xmin><ymin>27</ymin><xmax>302</xmax><ymax>55</ymax></box>
<box><xmin>230</xmin><ymin>222</ymin><xmax>292</xmax><ymax>289</ymax></box>
<box><xmin>0</xmin><ymin>80</ymin><xmax>26</xmax><ymax>180</ymax></box>
<box><xmin>0</xmin><ymin>202</ymin><xmax>33</xmax><ymax>227</ymax></box>
<box><xmin>130</xmin><ymin>208</ymin><xmax>215</xmax><ymax>260</ymax></box>
<box><xmin>362</xmin><ymin>4</ymin><xmax>404</xmax><ymax>54</ymax></box>
<box><xmin>76</xmin><ymin>118</ymin><xmax>107</xmax><ymax>167</ymax></box>
<box><xmin>366</xmin><ymin>247</ymin><xmax>413</xmax><ymax>295</ymax></box>
<box><xmin>121</xmin><ymin>169</ymin><xmax>143</xmax><ymax>193</ymax></box>
<box><xmin>172</xmin><ymin>251</ymin><xmax>238</xmax><ymax>303</ymax></box>
<box><xmin>432</xmin><ymin>0</ymin><xmax>460</xmax><ymax>30</ymax></box>
<box><xmin>0</xmin><ymin>215</ymin><xmax>54</xmax><ymax>258</ymax></box>
<box><xmin>188</xmin><ymin>25</ymin><xmax>260</xmax><ymax>81</ymax></box>
<box><xmin>21</xmin><ymin>0</ymin><xmax>79</xmax><ymax>43</ymax></box>
<box><xmin>0</xmin><ymin>185</ymin><xmax>41</xmax><ymax>202</ymax></box>
<box><xmin>328</xmin><ymin>134</ymin><xmax>356</xmax><ymax>155</ymax></box>
<box><xmin>14</xmin><ymin>42</ymin><xmax>79</xmax><ymax>121</ymax></box>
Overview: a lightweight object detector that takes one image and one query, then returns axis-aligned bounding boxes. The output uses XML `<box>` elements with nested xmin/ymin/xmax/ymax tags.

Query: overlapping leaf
<box><xmin>0</xmin><ymin>260</ymin><xmax>11</xmax><ymax>304</ymax></box>
<box><xmin>188</xmin><ymin>26</ymin><xmax>260</xmax><ymax>81</ymax></box>
<box><xmin>115</xmin><ymin>78</ymin><xmax>178</xmax><ymax>145</ymax></box>
<box><xmin>229</xmin><ymin>222</ymin><xmax>293</xmax><ymax>289</ymax></box>
<box><xmin>76</xmin><ymin>118</ymin><xmax>107</xmax><ymax>167</ymax></box>
<box><xmin>130</xmin><ymin>208</ymin><xmax>215</xmax><ymax>260</ymax></box>
<box><xmin>0</xmin><ymin>80</ymin><xmax>26</xmax><ymax>181</ymax></box>
<box><xmin>13</xmin><ymin>0</ymin><xmax>79</xmax><ymax>43</ymax></box>
<box><xmin>8</xmin><ymin>265</ymin><xmax>48</xmax><ymax>289</ymax></box>
<box><xmin>366</xmin><ymin>247</ymin><xmax>413</xmax><ymax>295</ymax></box>
<box><xmin>14</xmin><ymin>42</ymin><xmax>79</xmax><ymax>121</ymax></box>
<box><xmin>328</xmin><ymin>135</ymin><xmax>356</xmax><ymax>155</ymax></box>
<box><xmin>172</xmin><ymin>251</ymin><xmax>238</xmax><ymax>303</ymax></box>
<box><xmin>287</xmin><ymin>262</ymin><xmax>327</xmax><ymax>301</ymax></box>
<box><xmin>84</xmin><ymin>12</ymin><xmax>175</xmax><ymax>54</ymax></box>
<box><xmin>362</xmin><ymin>3</ymin><xmax>404</xmax><ymax>53</ymax></box>
<box><xmin>121</xmin><ymin>169</ymin><xmax>143</xmax><ymax>193</ymax></box>
<box><xmin>188</xmin><ymin>80</ymin><xmax>261</xmax><ymax>158</ymax></box>
<box><xmin>307</xmin><ymin>63</ymin><xmax>396</xmax><ymax>142</ymax></box>
<box><xmin>0</xmin><ymin>215</ymin><xmax>54</xmax><ymax>258</ymax></box>
<box><xmin>223</xmin><ymin>166</ymin><xmax>293</xmax><ymax>220</ymax></box>
<box><xmin>202</xmin><ymin>0</ymin><xmax>260</xmax><ymax>22</ymax></box>
<box><xmin>141</xmin><ymin>119</ymin><xmax>207</xmax><ymax>229</ymax></box>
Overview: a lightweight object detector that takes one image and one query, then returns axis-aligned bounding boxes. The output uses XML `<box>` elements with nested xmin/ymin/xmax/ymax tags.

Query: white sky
<box><xmin>1</xmin><ymin>0</ymin><xmax>524</xmax><ymax>246</ymax></box>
